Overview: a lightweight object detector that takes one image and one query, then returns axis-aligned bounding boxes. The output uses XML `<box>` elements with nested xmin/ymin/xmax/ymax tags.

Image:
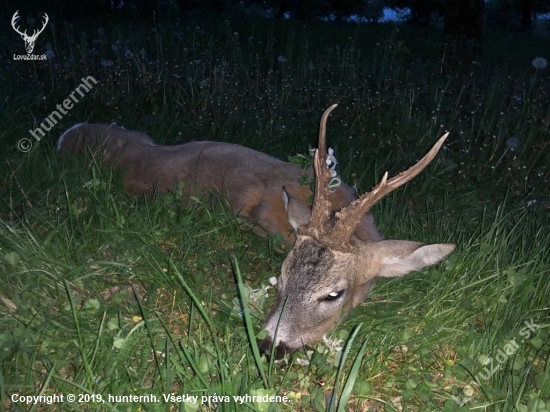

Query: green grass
<box><xmin>1</xmin><ymin>9</ymin><xmax>549</xmax><ymax>412</ymax></box>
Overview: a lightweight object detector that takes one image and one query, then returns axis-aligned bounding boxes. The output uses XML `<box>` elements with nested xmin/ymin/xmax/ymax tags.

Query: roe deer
<box><xmin>57</xmin><ymin>105</ymin><xmax>455</xmax><ymax>358</ymax></box>
<box><xmin>57</xmin><ymin>120</ymin><xmax>382</xmax><ymax>245</ymax></box>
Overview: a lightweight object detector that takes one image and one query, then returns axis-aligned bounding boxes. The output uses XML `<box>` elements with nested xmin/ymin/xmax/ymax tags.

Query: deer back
<box><xmin>57</xmin><ymin>123</ymin><xmax>382</xmax><ymax>244</ymax></box>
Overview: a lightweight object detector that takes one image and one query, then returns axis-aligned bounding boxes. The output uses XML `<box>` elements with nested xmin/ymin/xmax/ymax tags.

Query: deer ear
<box><xmin>374</xmin><ymin>240</ymin><xmax>456</xmax><ymax>278</ymax></box>
<box><xmin>282</xmin><ymin>187</ymin><xmax>312</xmax><ymax>232</ymax></box>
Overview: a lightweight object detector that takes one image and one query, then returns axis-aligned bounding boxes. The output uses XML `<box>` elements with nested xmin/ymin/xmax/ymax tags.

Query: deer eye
<box><xmin>323</xmin><ymin>290</ymin><xmax>344</xmax><ymax>302</ymax></box>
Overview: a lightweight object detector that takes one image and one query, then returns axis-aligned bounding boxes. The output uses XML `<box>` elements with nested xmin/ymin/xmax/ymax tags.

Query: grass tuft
<box><xmin>1</xmin><ymin>11</ymin><xmax>549</xmax><ymax>411</ymax></box>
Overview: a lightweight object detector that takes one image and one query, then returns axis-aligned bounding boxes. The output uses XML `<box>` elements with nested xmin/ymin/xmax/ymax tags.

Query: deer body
<box><xmin>58</xmin><ymin>106</ymin><xmax>455</xmax><ymax>358</ymax></box>
<box><xmin>57</xmin><ymin>123</ymin><xmax>382</xmax><ymax>244</ymax></box>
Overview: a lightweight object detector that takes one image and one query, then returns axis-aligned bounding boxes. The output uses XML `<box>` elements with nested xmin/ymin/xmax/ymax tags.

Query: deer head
<box><xmin>11</xmin><ymin>11</ymin><xmax>49</xmax><ymax>54</ymax></box>
<box><xmin>259</xmin><ymin>105</ymin><xmax>455</xmax><ymax>358</ymax></box>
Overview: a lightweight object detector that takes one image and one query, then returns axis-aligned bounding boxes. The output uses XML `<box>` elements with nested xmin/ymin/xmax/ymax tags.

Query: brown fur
<box><xmin>57</xmin><ymin>123</ymin><xmax>383</xmax><ymax>244</ymax></box>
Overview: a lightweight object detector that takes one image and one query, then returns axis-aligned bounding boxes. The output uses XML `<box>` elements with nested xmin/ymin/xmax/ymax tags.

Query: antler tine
<box><xmin>305</xmin><ymin>104</ymin><xmax>338</xmax><ymax>235</ymax></box>
<box><xmin>11</xmin><ymin>11</ymin><xmax>25</xmax><ymax>36</ymax></box>
<box><xmin>333</xmin><ymin>132</ymin><xmax>450</xmax><ymax>244</ymax></box>
<box><xmin>38</xmin><ymin>13</ymin><xmax>49</xmax><ymax>34</ymax></box>
<box><xmin>31</xmin><ymin>13</ymin><xmax>49</xmax><ymax>38</ymax></box>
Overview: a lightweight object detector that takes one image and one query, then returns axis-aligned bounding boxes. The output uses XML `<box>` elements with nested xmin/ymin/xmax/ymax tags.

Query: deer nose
<box><xmin>258</xmin><ymin>337</ymin><xmax>291</xmax><ymax>360</ymax></box>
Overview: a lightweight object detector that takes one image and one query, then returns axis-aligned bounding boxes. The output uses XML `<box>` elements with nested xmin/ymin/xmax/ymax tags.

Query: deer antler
<box><xmin>11</xmin><ymin>11</ymin><xmax>49</xmax><ymax>40</ymax></box>
<box><xmin>332</xmin><ymin>132</ymin><xmax>450</xmax><ymax>245</ymax></box>
<box><xmin>303</xmin><ymin>105</ymin><xmax>448</xmax><ymax>250</ymax></box>
<box><xmin>32</xmin><ymin>13</ymin><xmax>49</xmax><ymax>39</ymax></box>
<box><xmin>36</xmin><ymin>13</ymin><xmax>50</xmax><ymax>36</ymax></box>
<box><xmin>11</xmin><ymin>11</ymin><xmax>25</xmax><ymax>37</ymax></box>
<box><xmin>303</xmin><ymin>104</ymin><xmax>338</xmax><ymax>238</ymax></box>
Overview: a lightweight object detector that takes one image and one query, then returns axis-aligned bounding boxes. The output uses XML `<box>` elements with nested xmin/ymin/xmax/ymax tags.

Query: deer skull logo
<box><xmin>11</xmin><ymin>11</ymin><xmax>49</xmax><ymax>54</ymax></box>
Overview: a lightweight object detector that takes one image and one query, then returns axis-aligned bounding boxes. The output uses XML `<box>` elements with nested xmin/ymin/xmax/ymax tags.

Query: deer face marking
<box><xmin>260</xmin><ymin>236</ymin><xmax>356</xmax><ymax>357</ymax></box>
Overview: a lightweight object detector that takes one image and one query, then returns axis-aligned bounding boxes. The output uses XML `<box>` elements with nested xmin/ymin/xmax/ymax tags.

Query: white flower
<box><xmin>269</xmin><ymin>277</ymin><xmax>277</xmax><ymax>286</ymax></box>
<box><xmin>277</xmin><ymin>55</ymin><xmax>287</xmax><ymax>63</ymax></box>
<box><xmin>532</xmin><ymin>57</ymin><xmax>547</xmax><ymax>69</ymax></box>
<box><xmin>124</xmin><ymin>49</ymin><xmax>134</xmax><ymax>59</ymax></box>
<box><xmin>295</xmin><ymin>352</ymin><xmax>313</xmax><ymax>366</ymax></box>
<box><xmin>464</xmin><ymin>385</ymin><xmax>475</xmax><ymax>397</ymax></box>
<box><xmin>322</xmin><ymin>335</ymin><xmax>344</xmax><ymax>353</ymax></box>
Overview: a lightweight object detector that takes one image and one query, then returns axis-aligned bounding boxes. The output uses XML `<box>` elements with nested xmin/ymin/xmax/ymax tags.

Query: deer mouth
<box><xmin>258</xmin><ymin>336</ymin><xmax>317</xmax><ymax>361</ymax></box>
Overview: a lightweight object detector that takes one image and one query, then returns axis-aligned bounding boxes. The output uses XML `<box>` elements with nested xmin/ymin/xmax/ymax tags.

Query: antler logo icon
<box><xmin>11</xmin><ymin>11</ymin><xmax>49</xmax><ymax>54</ymax></box>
